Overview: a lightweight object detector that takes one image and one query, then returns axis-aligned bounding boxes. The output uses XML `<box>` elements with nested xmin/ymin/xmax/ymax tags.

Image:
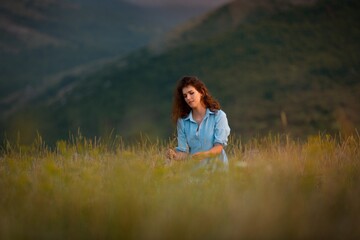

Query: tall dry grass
<box><xmin>0</xmin><ymin>133</ymin><xmax>359</xmax><ymax>239</ymax></box>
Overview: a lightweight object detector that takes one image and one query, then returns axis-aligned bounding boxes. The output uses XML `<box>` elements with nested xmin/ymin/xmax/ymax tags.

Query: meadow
<box><xmin>0</xmin><ymin>133</ymin><xmax>359</xmax><ymax>239</ymax></box>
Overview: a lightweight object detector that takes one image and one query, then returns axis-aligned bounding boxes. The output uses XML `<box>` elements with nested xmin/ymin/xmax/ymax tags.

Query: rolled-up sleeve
<box><xmin>175</xmin><ymin>119</ymin><xmax>188</xmax><ymax>153</ymax></box>
<box><xmin>214</xmin><ymin>111</ymin><xmax>230</xmax><ymax>146</ymax></box>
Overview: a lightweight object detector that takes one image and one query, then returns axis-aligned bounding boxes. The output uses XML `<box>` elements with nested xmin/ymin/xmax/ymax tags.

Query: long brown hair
<box><xmin>171</xmin><ymin>76</ymin><xmax>220</xmax><ymax>124</ymax></box>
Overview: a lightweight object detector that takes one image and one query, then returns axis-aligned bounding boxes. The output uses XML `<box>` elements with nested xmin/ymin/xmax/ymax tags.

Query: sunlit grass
<box><xmin>1</xmin><ymin>133</ymin><xmax>359</xmax><ymax>239</ymax></box>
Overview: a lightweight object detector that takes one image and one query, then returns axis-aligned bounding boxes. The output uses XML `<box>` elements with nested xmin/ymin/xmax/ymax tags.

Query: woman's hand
<box><xmin>166</xmin><ymin>149</ymin><xmax>177</xmax><ymax>160</ymax></box>
<box><xmin>166</xmin><ymin>149</ymin><xmax>188</xmax><ymax>161</ymax></box>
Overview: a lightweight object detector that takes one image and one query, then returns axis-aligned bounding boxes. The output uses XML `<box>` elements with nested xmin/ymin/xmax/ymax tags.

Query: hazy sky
<box><xmin>124</xmin><ymin>0</ymin><xmax>231</xmax><ymax>7</ymax></box>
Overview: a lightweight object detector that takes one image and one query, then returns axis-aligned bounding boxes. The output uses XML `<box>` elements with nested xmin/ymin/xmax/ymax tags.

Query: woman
<box><xmin>167</xmin><ymin>76</ymin><xmax>231</xmax><ymax>167</ymax></box>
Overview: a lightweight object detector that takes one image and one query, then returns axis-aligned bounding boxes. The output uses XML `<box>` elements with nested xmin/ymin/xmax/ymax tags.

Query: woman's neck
<box><xmin>192</xmin><ymin>106</ymin><xmax>207</xmax><ymax>124</ymax></box>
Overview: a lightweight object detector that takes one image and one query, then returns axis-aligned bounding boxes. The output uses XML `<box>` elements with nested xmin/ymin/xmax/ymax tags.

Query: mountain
<box><xmin>1</xmin><ymin>0</ymin><xmax>360</xmax><ymax>144</ymax></box>
<box><xmin>149</xmin><ymin>0</ymin><xmax>319</xmax><ymax>52</ymax></box>
<box><xmin>0</xmin><ymin>0</ymin><xmax>208</xmax><ymax>109</ymax></box>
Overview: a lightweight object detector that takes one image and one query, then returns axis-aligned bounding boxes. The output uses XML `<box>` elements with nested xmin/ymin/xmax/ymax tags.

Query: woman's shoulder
<box><xmin>212</xmin><ymin>109</ymin><xmax>227</xmax><ymax>117</ymax></box>
<box><xmin>211</xmin><ymin>109</ymin><xmax>227</xmax><ymax>123</ymax></box>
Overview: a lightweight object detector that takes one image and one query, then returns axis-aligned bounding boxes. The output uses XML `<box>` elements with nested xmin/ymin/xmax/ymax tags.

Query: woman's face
<box><xmin>182</xmin><ymin>85</ymin><xmax>203</xmax><ymax>109</ymax></box>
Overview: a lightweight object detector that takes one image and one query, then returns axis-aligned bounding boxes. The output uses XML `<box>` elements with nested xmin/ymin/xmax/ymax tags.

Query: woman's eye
<box><xmin>190</xmin><ymin>92</ymin><xmax>194</xmax><ymax>95</ymax></box>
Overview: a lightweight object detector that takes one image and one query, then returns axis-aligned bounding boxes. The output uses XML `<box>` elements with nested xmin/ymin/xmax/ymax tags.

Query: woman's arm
<box><xmin>191</xmin><ymin>144</ymin><xmax>223</xmax><ymax>160</ymax></box>
<box><xmin>167</xmin><ymin>144</ymin><xmax>223</xmax><ymax>161</ymax></box>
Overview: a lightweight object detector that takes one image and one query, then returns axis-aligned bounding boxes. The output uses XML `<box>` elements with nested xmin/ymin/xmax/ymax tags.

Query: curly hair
<box><xmin>171</xmin><ymin>76</ymin><xmax>220</xmax><ymax>124</ymax></box>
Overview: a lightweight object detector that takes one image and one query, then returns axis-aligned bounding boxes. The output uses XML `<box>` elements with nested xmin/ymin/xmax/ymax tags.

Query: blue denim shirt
<box><xmin>175</xmin><ymin>108</ymin><xmax>231</xmax><ymax>164</ymax></box>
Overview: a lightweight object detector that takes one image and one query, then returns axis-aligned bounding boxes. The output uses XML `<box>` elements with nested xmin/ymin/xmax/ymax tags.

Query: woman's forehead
<box><xmin>182</xmin><ymin>85</ymin><xmax>197</xmax><ymax>94</ymax></box>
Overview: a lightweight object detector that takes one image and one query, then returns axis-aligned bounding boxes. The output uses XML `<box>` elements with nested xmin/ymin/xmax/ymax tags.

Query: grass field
<box><xmin>1</xmin><ymin>133</ymin><xmax>359</xmax><ymax>239</ymax></box>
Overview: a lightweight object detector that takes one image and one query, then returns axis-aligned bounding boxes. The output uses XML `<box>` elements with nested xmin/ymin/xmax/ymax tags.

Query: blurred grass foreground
<box><xmin>1</xmin><ymin>133</ymin><xmax>359</xmax><ymax>239</ymax></box>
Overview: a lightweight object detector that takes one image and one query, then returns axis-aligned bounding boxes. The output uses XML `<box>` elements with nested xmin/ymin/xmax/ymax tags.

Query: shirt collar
<box><xmin>184</xmin><ymin>108</ymin><xmax>215</xmax><ymax>122</ymax></box>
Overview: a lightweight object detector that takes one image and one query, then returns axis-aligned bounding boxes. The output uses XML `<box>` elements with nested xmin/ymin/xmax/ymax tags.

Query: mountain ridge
<box><xmin>149</xmin><ymin>0</ymin><xmax>319</xmax><ymax>53</ymax></box>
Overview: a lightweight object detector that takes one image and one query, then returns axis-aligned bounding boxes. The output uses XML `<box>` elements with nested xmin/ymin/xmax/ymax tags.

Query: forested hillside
<box><xmin>2</xmin><ymin>0</ymin><xmax>359</xmax><ymax>144</ymax></box>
